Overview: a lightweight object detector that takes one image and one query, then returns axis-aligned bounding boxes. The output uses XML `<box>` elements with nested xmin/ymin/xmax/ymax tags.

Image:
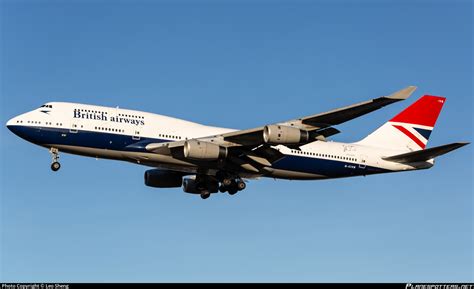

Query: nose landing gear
<box><xmin>50</xmin><ymin>147</ymin><xmax>61</xmax><ymax>172</ymax></box>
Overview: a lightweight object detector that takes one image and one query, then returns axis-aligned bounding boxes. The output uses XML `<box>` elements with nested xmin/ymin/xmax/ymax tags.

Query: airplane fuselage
<box><xmin>6</xmin><ymin>102</ymin><xmax>426</xmax><ymax>181</ymax></box>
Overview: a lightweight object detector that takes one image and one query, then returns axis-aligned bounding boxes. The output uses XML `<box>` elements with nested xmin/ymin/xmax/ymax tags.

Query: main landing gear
<box><xmin>183</xmin><ymin>175</ymin><xmax>247</xmax><ymax>200</ymax></box>
<box><xmin>200</xmin><ymin>190</ymin><xmax>211</xmax><ymax>200</ymax></box>
<box><xmin>50</xmin><ymin>147</ymin><xmax>61</xmax><ymax>172</ymax></box>
<box><xmin>218</xmin><ymin>178</ymin><xmax>246</xmax><ymax>196</ymax></box>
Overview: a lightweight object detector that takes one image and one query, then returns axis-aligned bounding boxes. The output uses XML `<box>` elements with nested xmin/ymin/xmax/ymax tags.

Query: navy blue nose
<box><xmin>6</xmin><ymin>122</ymin><xmax>23</xmax><ymax>137</ymax></box>
<box><xmin>6</xmin><ymin>117</ymin><xmax>33</xmax><ymax>140</ymax></box>
<box><xmin>6</xmin><ymin>122</ymin><xmax>42</xmax><ymax>145</ymax></box>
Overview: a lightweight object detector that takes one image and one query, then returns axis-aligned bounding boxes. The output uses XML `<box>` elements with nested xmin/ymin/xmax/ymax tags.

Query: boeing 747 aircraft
<box><xmin>6</xmin><ymin>86</ymin><xmax>468</xmax><ymax>199</ymax></box>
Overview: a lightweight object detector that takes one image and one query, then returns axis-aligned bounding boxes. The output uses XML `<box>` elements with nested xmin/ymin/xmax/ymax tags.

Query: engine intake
<box><xmin>263</xmin><ymin>125</ymin><xmax>309</xmax><ymax>144</ymax></box>
<box><xmin>144</xmin><ymin>169</ymin><xmax>183</xmax><ymax>188</ymax></box>
<box><xmin>184</xmin><ymin>139</ymin><xmax>227</xmax><ymax>160</ymax></box>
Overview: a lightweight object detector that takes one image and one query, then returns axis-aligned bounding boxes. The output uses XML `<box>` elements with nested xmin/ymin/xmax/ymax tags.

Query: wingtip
<box><xmin>446</xmin><ymin>142</ymin><xmax>470</xmax><ymax>151</ymax></box>
<box><xmin>387</xmin><ymin>85</ymin><xmax>417</xmax><ymax>100</ymax></box>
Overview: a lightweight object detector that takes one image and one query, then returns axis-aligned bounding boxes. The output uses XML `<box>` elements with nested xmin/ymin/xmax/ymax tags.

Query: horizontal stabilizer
<box><xmin>382</xmin><ymin>142</ymin><xmax>469</xmax><ymax>163</ymax></box>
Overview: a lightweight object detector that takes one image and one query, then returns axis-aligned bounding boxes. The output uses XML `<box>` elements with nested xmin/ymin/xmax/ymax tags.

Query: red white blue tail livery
<box><xmin>358</xmin><ymin>95</ymin><xmax>445</xmax><ymax>151</ymax></box>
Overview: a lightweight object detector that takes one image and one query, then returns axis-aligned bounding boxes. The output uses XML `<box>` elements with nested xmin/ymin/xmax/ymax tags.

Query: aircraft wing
<box><xmin>145</xmin><ymin>86</ymin><xmax>416</xmax><ymax>173</ymax></box>
<box><xmin>221</xmin><ymin>85</ymin><xmax>416</xmax><ymax>146</ymax></box>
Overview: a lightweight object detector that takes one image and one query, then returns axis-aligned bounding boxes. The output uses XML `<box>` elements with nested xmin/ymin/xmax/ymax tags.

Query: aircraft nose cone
<box><xmin>6</xmin><ymin>117</ymin><xmax>21</xmax><ymax>136</ymax></box>
<box><xmin>6</xmin><ymin>117</ymin><xmax>15</xmax><ymax>130</ymax></box>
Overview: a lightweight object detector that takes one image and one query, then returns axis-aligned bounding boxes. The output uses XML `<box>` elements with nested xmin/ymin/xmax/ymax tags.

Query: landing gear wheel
<box><xmin>50</xmin><ymin>147</ymin><xmax>60</xmax><ymax>172</ymax></box>
<box><xmin>219</xmin><ymin>185</ymin><xmax>227</xmax><ymax>193</ymax></box>
<box><xmin>236</xmin><ymin>180</ymin><xmax>246</xmax><ymax>191</ymax></box>
<box><xmin>200</xmin><ymin>191</ymin><xmax>211</xmax><ymax>199</ymax></box>
<box><xmin>51</xmin><ymin>162</ymin><xmax>61</xmax><ymax>172</ymax></box>
<box><xmin>222</xmin><ymin>178</ymin><xmax>233</xmax><ymax>187</ymax></box>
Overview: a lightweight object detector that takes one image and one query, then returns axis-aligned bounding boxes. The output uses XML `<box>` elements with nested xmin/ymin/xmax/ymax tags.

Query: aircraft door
<box><xmin>70</xmin><ymin>119</ymin><xmax>80</xmax><ymax>134</ymax></box>
<box><xmin>132</xmin><ymin>128</ymin><xmax>141</xmax><ymax>140</ymax></box>
<box><xmin>359</xmin><ymin>154</ymin><xmax>367</xmax><ymax>169</ymax></box>
<box><xmin>132</xmin><ymin>123</ymin><xmax>143</xmax><ymax>140</ymax></box>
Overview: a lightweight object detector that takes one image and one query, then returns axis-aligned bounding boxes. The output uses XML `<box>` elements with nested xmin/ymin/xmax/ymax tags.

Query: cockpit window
<box><xmin>40</xmin><ymin>104</ymin><xmax>52</xmax><ymax>108</ymax></box>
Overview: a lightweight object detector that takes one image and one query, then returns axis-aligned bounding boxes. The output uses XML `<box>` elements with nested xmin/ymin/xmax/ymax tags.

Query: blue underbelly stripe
<box><xmin>272</xmin><ymin>154</ymin><xmax>388</xmax><ymax>177</ymax></box>
<box><xmin>9</xmin><ymin>125</ymin><xmax>388</xmax><ymax>176</ymax></box>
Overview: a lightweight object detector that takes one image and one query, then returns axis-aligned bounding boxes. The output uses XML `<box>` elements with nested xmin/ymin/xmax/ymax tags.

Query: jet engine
<box><xmin>144</xmin><ymin>169</ymin><xmax>183</xmax><ymax>188</ymax></box>
<box><xmin>182</xmin><ymin>177</ymin><xmax>219</xmax><ymax>194</ymax></box>
<box><xmin>183</xmin><ymin>139</ymin><xmax>227</xmax><ymax>160</ymax></box>
<box><xmin>263</xmin><ymin>125</ymin><xmax>310</xmax><ymax>144</ymax></box>
<box><xmin>182</xmin><ymin>178</ymin><xmax>199</xmax><ymax>194</ymax></box>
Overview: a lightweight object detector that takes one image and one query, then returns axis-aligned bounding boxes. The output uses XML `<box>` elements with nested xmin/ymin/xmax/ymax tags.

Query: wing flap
<box><xmin>382</xmin><ymin>142</ymin><xmax>469</xmax><ymax>163</ymax></box>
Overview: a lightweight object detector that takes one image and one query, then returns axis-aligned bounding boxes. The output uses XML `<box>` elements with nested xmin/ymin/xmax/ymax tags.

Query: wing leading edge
<box><xmin>145</xmin><ymin>86</ymin><xmax>417</xmax><ymax>173</ymax></box>
<box><xmin>222</xmin><ymin>85</ymin><xmax>417</xmax><ymax>146</ymax></box>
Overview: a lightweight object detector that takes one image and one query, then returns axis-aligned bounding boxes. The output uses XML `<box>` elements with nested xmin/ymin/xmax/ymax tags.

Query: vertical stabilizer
<box><xmin>357</xmin><ymin>95</ymin><xmax>446</xmax><ymax>151</ymax></box>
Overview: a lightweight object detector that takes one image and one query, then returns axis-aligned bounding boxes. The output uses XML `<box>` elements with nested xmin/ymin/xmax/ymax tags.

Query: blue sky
<box><xmin>1</xmin><ymin>0</ymin><xmax>472</xmax><ymax>282</ymax></box>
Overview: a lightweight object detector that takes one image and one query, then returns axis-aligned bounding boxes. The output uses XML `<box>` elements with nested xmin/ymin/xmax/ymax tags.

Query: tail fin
<box><xmin>357</xmin><ymin>95</ymin><xmax>446</xmax><ymax>151</ymax></box>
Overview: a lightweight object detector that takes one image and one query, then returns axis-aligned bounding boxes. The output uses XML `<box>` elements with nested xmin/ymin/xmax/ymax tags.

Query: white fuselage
<box><xmin>6</xmin><ymin>102</ymin><xmax>429</xmax><ymax>180</ymax></box>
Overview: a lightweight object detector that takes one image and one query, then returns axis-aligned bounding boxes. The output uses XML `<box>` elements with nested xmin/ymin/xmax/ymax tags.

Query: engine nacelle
<box><xmin>182</xmin><ymin>178</ymin><xmax>200</xmax><ymax>194</ymax></box>
<box><xmin>182</xmin><ymin>177</ymin><xmax>219</xmax><ymax>194</ymax></box>
<box><xmin>144</xmin><ymin>169</ymin><xmax>183</xmax><ymax>188</ymax></box>
<box><xmin>263</xmin><ymin>125</ymin><xmax>309</xmax><ymax>144</ymax></box>
<box><xmin>183</xmin><ymin>139</ymin><xmax>227</xmax><ymax>160</ymax></box>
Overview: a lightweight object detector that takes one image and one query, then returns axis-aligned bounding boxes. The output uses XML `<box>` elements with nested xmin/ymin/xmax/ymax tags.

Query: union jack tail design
<box><xmin>357</xmin><ymin>95</ymin><xmax>446</xmax><ymax>151</ymax></box>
